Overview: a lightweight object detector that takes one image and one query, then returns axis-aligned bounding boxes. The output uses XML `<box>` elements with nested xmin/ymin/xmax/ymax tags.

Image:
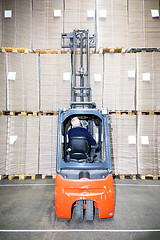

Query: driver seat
<box><xmin>67</xmin><ymin>137</ymin><xmax>89</xmax><ymax>161</ymax></box>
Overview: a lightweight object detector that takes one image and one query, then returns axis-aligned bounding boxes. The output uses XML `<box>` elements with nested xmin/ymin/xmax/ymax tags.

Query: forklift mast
<box><xmin>61</xmin><ymin>29</ymin><xmax>96</xmax><ymax>108</ymax></box>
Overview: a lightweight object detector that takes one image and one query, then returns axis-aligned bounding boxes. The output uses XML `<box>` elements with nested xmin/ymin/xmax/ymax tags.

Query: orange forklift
<box><xmin>55</xmin><ymin>30</ymin><xmax>114</xmax><ymax>220</ymax></box>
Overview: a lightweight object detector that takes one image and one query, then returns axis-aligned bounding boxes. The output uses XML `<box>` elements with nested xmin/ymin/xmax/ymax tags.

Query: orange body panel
<box><xmin>55</xmin><ymin>174</ymin><xmax>114</xmax><ymax>219</ymax></box>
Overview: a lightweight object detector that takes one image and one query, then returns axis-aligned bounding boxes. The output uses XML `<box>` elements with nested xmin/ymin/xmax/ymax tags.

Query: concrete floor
<box><xmin>0</xmin><ymin>178</ymin><xmax>160</xmax><ymax>240</ymax></box>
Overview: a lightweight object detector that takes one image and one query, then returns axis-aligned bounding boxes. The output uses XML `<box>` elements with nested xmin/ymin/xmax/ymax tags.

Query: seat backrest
<box><xmin>68</xmin><ymin>137</ymin><xmax>89</xmax><ymax>160</ymax></box>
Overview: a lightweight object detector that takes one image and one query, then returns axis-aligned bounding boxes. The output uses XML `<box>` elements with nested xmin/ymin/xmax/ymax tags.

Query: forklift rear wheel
<box><xmin>76</xmin><ymin>200</ymin><xmax>84</xmax><ymax>221</ymax></box>
<box><xmin>86</xmin><ymin>200</ymin><xmax>94</xmax><ymax>221</ymax></box>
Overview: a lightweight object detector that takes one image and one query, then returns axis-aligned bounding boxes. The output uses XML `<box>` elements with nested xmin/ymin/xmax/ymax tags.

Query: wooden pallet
<box><xmin>139</xmin><ymin>175</ymin><xmax>160</xmax><ymax>180</ymax></box>
<box><xmin>40</xmin><ymin>111</ymin><xmax>59</xmax><ymax>116</ymax></box>
<box><xmin>102</xmin><ymin>47</ymin><xmax>125</xmax><ymax>53</ymax></box>
<box><xmin>109</xmin><ymin>110</ymin><xmax>136</xmax><ymax>115</ymax></box>
<box><xmin>1</xmin><ymin>47</ymin><xmax>29</xmax><ymax>53</ymax></box>
<box><xmin>3</xmin><ymin>111</ymin><xmax>38</xmax><ymax>116</ymax></box>
<box><xmin>0</xmin><ymin>175</ymin><xmax>6</xmax><ymax>180</ymax></box>
<box><xmin>114</xmin><ymin>174</ymin><xmax>137</xmax><ymax>180</ymax></box>
<box><xmin>126</xmin><ymin>48</ymin><xmax>160</xmax><ymax>53</ymax></box>
<box><xmin>35</xmin><ymin>49</ymin><xmax>64</xmax><ymax>54</ymax></box>
<box><xmin>137</xmin><ymin>111</ymin><xmax>155</xmax><ymax>115</ymax></box>
<box><xmin>8</xmin><ymin>175</ymin><xmax>36</xmax><ymax>180</ymax></box>
<box><xmin>42</xmin><ymin>174</ymin><xmax>56</xmax><ymax>179</ymax></box>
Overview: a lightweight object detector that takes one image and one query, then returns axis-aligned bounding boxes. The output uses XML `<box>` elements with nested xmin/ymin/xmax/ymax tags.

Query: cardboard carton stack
<box><xmin>128</xmin><ymin>0</ymin><xmax>145</xmax><ymax>48</ymax></box>
<box><xmin>103</xmin><ymin>53</ymin><xmax>136</xmax><ymax>110</ymax></box>
<box><xmin>0</xmin><ymin>53</ymin><xmax>6</xmax><ymax>111</ymax></box>
<box><xmin>6</xmin><ymin>53</ymin><xmax>39</xmax><ymax>111</ymax></box>
<box><xmin>96</xmin><ymin>0</ymin><xmax>128</xmax><ymax>49</ymax></box>
<box><xmin>2</xmin><ymin>0</ymin><xmax>32</xmax><ymax>49</ymax></box>
<box><xmin>137</xmin><ymin>115</ymin><xmax>159</xmax><ymax>176</ymax></box>
<box><xmin>0</xmin><ymin>0</ymin><xmax>2</xmax><ymax>46</ymax></box>
<box><xmin>110</xmin><ymin>115</ymin><xmax>137</xmax><ymax>175</ymax></box>
<box><xmin>6</xmin><ymin>116</ymin><xmax>39</xmax><ymax>175</ymax></box>
<box><xmin>32</xmin><ymin>0</ymin><xmax>63</xmax><ymax>50</ymax></box>
<box><xmin>40</xmin><ymin>54</ymin><xmax>71</xmax><ymax>111</ymax></box>
<box><xmin>64</xmin><ymin>0</ymin><xmax>95</xmax><ymax>34</ymax></box>
<box><xmin>144</xmin><ymin>0</ymin><xmax>160</xmax><ymax>48</ymax></box>
<box><xmin>136</xmin><ymin>52</ymin><xmax>160</xmax><ymax>111</ymax></box>
<box><xmin>0</xmin><ymin>116</ymin><xmax>7</xmax><ymax>175</ymax></box>
<box><xmin>39</xmin><ymin>116</ymin><xmax>58</xmax><ymax>175</ymax></box>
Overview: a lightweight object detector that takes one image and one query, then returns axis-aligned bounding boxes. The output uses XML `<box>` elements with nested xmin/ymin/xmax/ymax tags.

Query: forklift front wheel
<box><xmin>76</xmin><ymin>200</ymin><xmax>84</xmax><ymax>221</ymax></box>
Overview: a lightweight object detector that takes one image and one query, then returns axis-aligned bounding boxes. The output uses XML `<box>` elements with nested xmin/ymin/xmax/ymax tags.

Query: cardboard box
<box><xmin>39</xmin><ymin>116</ymin><xmax>58</xmax><ymax>175</ymax></box>
<box><xmin>137</xmin><ymin>115</ymin><xmax>159</xmax><ymax>175</ymax></box>
<box><xmin>6</xmin><ymin>116</ymin><xmax>39</xmax><ymax>175</ymax></box>
<box><xmin>6</xmin><ymin>53</ymin><xmax>39</xmax><ymax>111</ymax></box>
<box><xmin>110</xmin><ymin>115</ymin><xmax>137</xmax><ymax>174</ymax></box>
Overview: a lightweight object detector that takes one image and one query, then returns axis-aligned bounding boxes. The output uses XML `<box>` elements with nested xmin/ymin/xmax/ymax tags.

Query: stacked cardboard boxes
<box><xmin>0</xmin><ymin>116</ymin><xmax>7</xmax><ymax>175</ymax></box>
<box><xmin>0</xmin><ymin>53</ymin><xmax>6</xmax><ymax>111</ymax></box>
<box><xmin>136</xmin><ymin>52</ymin><xmax>160</xmax><ymax>111</ymax></box>
<box><xmin>32</xmin><ymin>0</ymin><xmax>63</xmax><ymax>50</ymax></box>
<box><xmin>103</xmin><ymin>53</ymin><xmax>136</xmax><ymax>110</ymax></box>
<box><xmin>144</xmin><ymin>0</ymin><xmax>160</xmax><ymax>48</ymax></box>
<box><xmin>64</xmin><ymin>0</ymin><xmax>95</xmax><ymax>34</ymax></box>
<box><xmin>40</xmin><ymin>54</ymin><xmax>71</xmax><ymax>111</ymax></box>
<box><xmin>2</xmin><ymin>0</ymin><xmax>32</xmax><ymax>49</ymax></box>
<box><xmin>110</xmin><ymin>115</ymin><xmax>137</xmax><ymax>174</ymax></box>
<box><xmin>0</xmin><ymin>0</ymin><xmax>2</xmax><ymax>46</ymax></box>
<box><xmin>1</xmin><ymin>0</ymin><xmax>160</xmax><ymax>49</ymax></box>
<box><xmin>137</xmin><ymin>115</ymin><xmax>160</xmax><ymax>176</ymax></box>
<box><xmin>6</xmin><ymin>116</ymin><xmax>39</xmax><ymax>175</ymax></box>
<box><xmin>96</xmin><ymin>0</ymin><xmax>128</xmax><ymax>49</ymax></box>
<box><xmin>6</xmin><ymin>53</ymin><xmax>39</xmax><ymax>111</ymax></box>
<box><xmin>128</xmin><ymin>0</ymin><xmax>160</xmax><ymax>48</ymax></box>
<box><xmin>39</xmin><ymin>115</ymin><xmax>58</xmax><ymax>175</ymax></box>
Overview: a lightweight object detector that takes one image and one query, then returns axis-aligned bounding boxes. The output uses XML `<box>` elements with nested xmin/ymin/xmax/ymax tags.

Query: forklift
<box><xmin>55</xmin><ymin>29</ymin><xmax>114</xmax><ymax>220</ymax></box>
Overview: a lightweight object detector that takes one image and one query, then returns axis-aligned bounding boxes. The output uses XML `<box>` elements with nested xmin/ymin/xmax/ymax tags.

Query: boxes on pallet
<box><xmin>39</xmin><ymin>116</ymin><xmax>58</xmax><ymax>175</ymax></box>
<box><xmin>109</xmin><ymin>115</ymin><xmax>137</xmax><ymax>175</ymax></box>
<box><xmin>136</xmin><ymin>52</ymin><xmax>160</xmax><ymax>111</ymax></box>
<box><xmin>144</xmin><ymin>0</ymin><xmax>160</xmax><ymax>48</ymax></box>
<box><xmin>32</xmin><ymin>0</ymin><xmax>63</xmax><ymax>50</ymax></box>
<box><xmin>103</xmin><ymin>53</ymin><xmax>136</xmax><ymax>110</ymax></box>
<box><xmin>137</xmin><ymin>115</ymin><xmax>159</xmax><ymax>176</ymax></box>
<box><xmin>40</xmin><ymin>54</ymin><xmax>71</xmax><ymax>111</ymax></box>
<box><xmin>0</xmin><ymin>53</ymin><xmax>6</xmax><ymax>111</ymax></box>
<box><xmin>0</xmin><ymin>116</ymin><xmax>7</xmax><ymax>175</ymax></box>
<box><xmin>6</xmin><ymin>116</ymin><xmax>39</xmax><ymax>175</ymax></box>
<box><xmin>64</xmin><ymin>0</ymin><xmax>80</xmax><ymax>33</ymax></box>
<box><xmin>0</xmin><ymin>0</ymin><xmax>2</xmax><ymax>47</ymax></box>
<box><xmin>80</xmin><ymin>0</ymin><xmax>95</xmax><ymax>33</ymax></box>
<box><xmin>158</xmin><ymin>116</ymin><xmax>160</xmax><ymax>175</ymax></box>
<box><xmin>128</xmin><ymin>0</ymin><xmax>160</xmax><ymax>48</ymax></box>
<box><xmin>97</xmin><ymin>0</ymin><xmax>128</xmax><ymax>49</ymax></box>
<box><xmin>6</xmin><ymin>53</ymin><xmax>39</xmax><ymax>111</ymax></box>
<box><xmin>128</xmin><ymin>0</ymin><xmax>144</xmax><ymax>48</ymax></box>
<box><xmin>64</xmin><ymin>0</ymin><xmax>95</xmax><ymax>34</ymax></box>
<box><xmin>2</xmin><ymin>0</ymin><xmax>32</xmax><ymax>49</ymax></box>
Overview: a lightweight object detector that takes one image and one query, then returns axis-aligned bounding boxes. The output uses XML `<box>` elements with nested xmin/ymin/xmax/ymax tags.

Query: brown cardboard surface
<box><xmin>0</xmin><ymin>116</ymin><xmax>7</xmax><ymax>175</ymax></box>
<box><xmin>0</xmin><ymin>53</ymin><xmax>6</xmax><ymax>111</ymax></box>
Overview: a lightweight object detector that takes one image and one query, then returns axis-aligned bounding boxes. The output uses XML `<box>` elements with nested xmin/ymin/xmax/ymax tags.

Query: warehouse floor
<box><xmin>0</xmin><ymin>178</ymin><xmax>160</xmax><ymax>240</ymax></box>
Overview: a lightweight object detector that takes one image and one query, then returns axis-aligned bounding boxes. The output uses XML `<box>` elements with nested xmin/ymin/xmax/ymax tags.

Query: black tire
<box><xmin>76</xmin><ymin>200</ymin><xmax>84</xmax><ymax>221</ymax></box>
<box><xmin>86</xmin><ymin>200</ymin><xmax>94</xmax><ymax>221</ymax></box>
